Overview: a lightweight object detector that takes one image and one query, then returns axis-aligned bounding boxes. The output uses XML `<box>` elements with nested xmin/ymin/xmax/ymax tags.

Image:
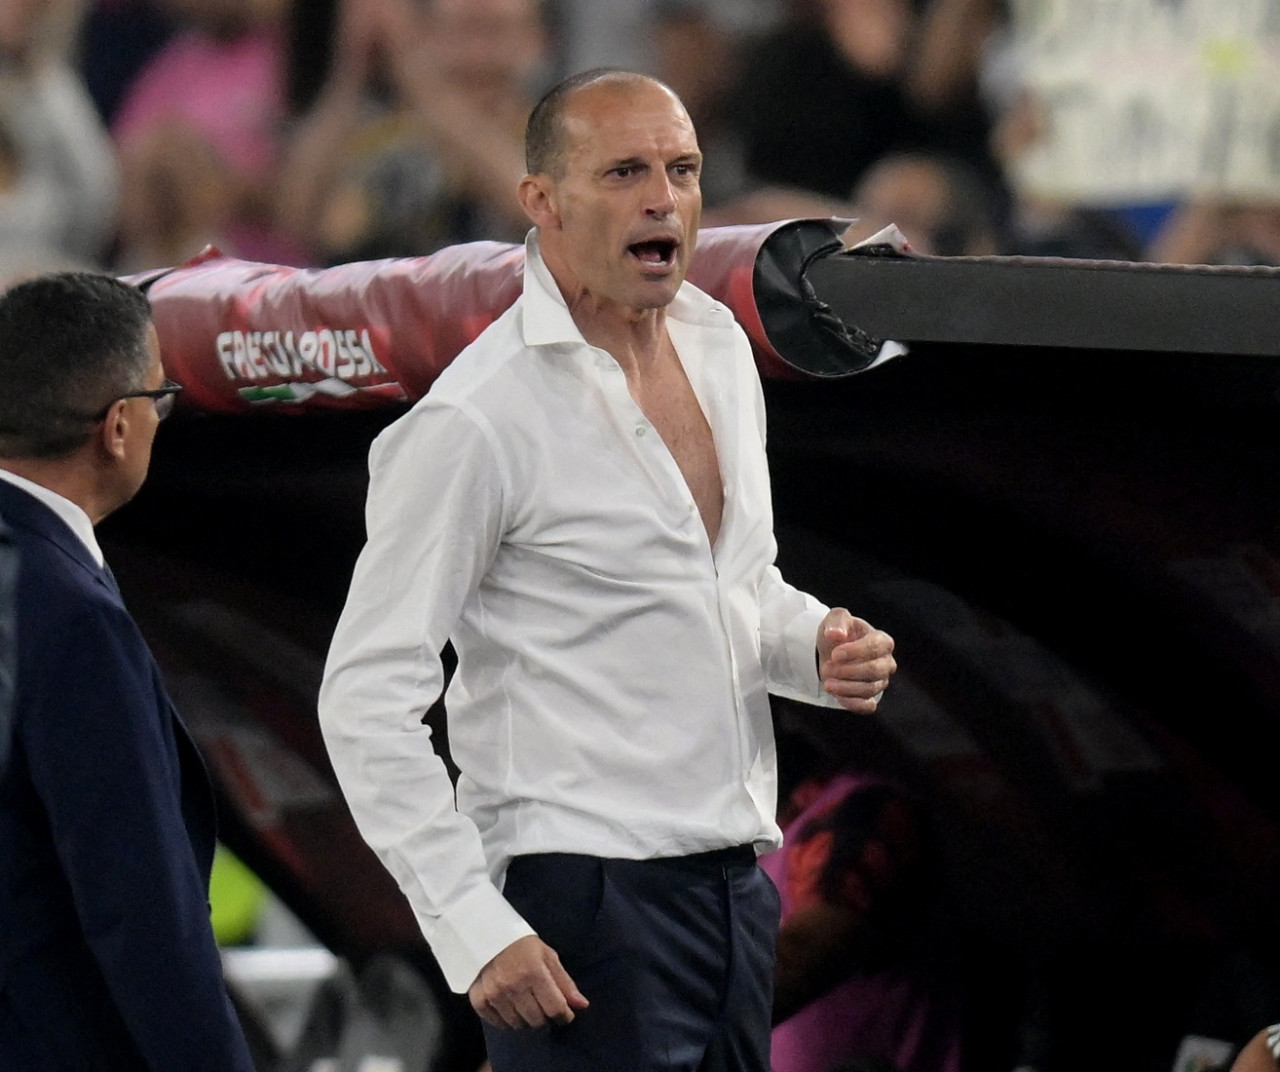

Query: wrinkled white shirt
<box><xmin>319</xmin><ymin>233</ymin><xmax>837</xmax><ymax>993</ymax></box>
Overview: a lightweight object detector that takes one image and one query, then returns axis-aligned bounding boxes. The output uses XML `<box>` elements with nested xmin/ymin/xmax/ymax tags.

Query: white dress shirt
<box><xmin>318</xmin><ymin>233</ymin><xmax>838</xmax><ymax>993</ymax></box>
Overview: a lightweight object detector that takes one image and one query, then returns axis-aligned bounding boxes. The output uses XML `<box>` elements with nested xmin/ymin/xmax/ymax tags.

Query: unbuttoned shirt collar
<box><xmin>521</xmin><ymin>230</ymin><xmax>730</xmax><ymax>350</ymax></box>
<box><xmin>0</xmin><ymin>468</ymin><xmax>104</xmax><ymax>566</ymax></box>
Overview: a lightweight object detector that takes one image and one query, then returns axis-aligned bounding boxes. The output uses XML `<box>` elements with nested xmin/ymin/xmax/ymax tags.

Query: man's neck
<box><xmin>0</xmin><ymin>458</ymin><xmax>108</xmax><ymax>526</ymax></box>
<box><xmin>536</xmin><ymin>237</ymin><xmax>681</xmax><ymax>379</ymax></box>
<box><xmin>568</xmin><ymin>299</ymin><xmax>670</xmax><ymax>380</ymax></box>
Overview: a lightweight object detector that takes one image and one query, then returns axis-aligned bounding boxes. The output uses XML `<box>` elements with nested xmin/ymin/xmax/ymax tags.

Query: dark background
<box><xmin>100</xmin><ymin>320</ymin><xmax>1280</xmax><ymax>1071</ymax></box>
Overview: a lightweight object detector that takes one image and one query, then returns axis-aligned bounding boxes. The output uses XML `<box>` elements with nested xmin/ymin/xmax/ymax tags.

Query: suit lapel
<box><xmin>0</xmin><ymin>481</ymin><xmax>116</xmax><ymax>602</ymax></box>
<box><xmin>0</xmin><ymin>479</ymin><xmax>219</xmax><ymax>863</ymax></box>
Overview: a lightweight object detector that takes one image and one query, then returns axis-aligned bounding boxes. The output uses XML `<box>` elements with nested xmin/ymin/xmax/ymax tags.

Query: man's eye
<box><xmin>611</xmin><ymin>166</ymin><xmax>635</xmax><ymax>178</ymax></box>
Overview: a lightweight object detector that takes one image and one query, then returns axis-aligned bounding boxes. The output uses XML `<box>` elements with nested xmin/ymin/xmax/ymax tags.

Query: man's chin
<box><xmin>631</xmin><ymin>271</ymin><xmax>684</xmax><ymax>309</ymax></box>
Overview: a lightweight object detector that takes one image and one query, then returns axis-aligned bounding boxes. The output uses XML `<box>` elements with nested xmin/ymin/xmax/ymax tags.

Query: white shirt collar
<box><xmin>520</xmin><ymin>229</ymin><xmax>730</xmax><ymax>350</ymax></box>
<box><xmin>0</xmin><ymin>467</ymin><xmax>104</xmax><ymax>566</ymax></box>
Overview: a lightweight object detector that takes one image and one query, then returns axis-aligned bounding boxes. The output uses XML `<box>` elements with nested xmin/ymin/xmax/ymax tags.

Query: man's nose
<box><xmin>644</xmin><ymin>170</ymin><xmax>677</xmax><ymax>217</ymax></box>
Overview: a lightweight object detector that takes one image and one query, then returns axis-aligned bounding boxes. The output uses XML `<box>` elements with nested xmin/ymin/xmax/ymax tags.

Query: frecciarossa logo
<box><xmin>215</xmin><ymin>329</ymin><xmax>388</xmax><ymax>382</ymax></box>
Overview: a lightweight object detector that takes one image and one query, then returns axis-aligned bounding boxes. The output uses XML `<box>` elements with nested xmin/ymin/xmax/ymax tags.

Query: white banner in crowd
<box><xmin>1009</xmin><ymin>0</ymin><xmax>1280</xmax><ymax>204</ymax></box>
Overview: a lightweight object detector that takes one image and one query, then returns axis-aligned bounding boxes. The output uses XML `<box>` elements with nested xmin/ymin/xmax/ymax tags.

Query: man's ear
<box><xmin>518</xmin><ymin>173</ymin><xmax>560</xmax><ymax>229</ymax></box>
<box><xmin>96</xmin><ymin>400</ymin><xmax>128</xmax><ymax>462</ymax></box>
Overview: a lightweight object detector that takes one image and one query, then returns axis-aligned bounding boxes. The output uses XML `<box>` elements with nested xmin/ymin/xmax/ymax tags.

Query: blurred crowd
<box><xmin>5</xmin><ymin>3</ymin><xmax>1279</xmax><ymax>1072</ymax></box>
<box><xmin>4</xmin><ymin>0</ymin><xmax>1279</xmax><ymax>286</ymax></box>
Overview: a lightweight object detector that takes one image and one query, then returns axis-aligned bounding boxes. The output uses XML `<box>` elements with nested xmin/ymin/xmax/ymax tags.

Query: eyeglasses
<box><xmin>94</xmin><ymin>380</ymin><xmax>184</xmax><ymax>422</ymax></box>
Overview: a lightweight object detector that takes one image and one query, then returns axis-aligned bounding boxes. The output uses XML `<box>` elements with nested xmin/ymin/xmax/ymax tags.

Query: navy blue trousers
<box><xmin>484</xmin><ymin>847</ymin><xmax>780</xmax><ymax>1072</ymax></box>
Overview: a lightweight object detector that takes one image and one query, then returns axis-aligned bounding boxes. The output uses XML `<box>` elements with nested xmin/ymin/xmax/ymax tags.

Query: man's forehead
<box><xmin>560</xmin><ymin>80</ymin><xmax>698</xmax><ymax>156</ymax></box>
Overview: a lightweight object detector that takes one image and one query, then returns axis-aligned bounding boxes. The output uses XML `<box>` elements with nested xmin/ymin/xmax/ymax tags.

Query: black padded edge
<box><xmin>805</xmin><ymin>251</ymin><xmax>1280</xmax><ymax>357</ymax></box>
<box><xmin>754</xmin><ymin>221</ymin><xmax>888</xmax><ymax>376</ymax></box>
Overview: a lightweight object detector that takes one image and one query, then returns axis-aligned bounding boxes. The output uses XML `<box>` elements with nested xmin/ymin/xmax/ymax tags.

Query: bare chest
<box><xmin>628</xmin><ymin>361</ymin><xmax>724</xmax><ymax>547</ymax></box>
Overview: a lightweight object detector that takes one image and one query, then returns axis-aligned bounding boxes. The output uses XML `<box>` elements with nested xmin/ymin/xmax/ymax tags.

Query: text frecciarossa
<box><xmin>215</xmin><ymin>329</ymin><xmax>388</xmax><ymax>382</ymax></box>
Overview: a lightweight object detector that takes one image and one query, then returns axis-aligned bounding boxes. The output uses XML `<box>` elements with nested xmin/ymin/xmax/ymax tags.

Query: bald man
<box><xmin>320</xmin><ymin>68</ymin><xmax>897</xmax><ymax>1072</ymax></box>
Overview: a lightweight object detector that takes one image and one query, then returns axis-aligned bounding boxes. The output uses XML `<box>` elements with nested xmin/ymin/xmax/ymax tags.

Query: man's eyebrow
<box><xmin>600</xmin><ymin>151</ymin><xmax>702</xmax><ymax>173</ymax></box>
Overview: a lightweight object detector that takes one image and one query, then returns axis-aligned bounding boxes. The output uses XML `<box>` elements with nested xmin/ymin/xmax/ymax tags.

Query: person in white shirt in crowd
<box><xmin>0</xmin><ymin>0</ymin><xmax>118</xmax><ymax>268</ymax></box>
<box><xmin>318</xmin><ymin>67</ymin><xmax>896</xmax><ymax>1072</ymax></box>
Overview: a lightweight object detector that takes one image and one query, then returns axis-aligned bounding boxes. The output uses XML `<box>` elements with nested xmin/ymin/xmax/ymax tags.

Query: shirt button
<box><xmin>635</xmin><ymin>426</ymin><xmax>646</xmax><ymax>437</ymax></box>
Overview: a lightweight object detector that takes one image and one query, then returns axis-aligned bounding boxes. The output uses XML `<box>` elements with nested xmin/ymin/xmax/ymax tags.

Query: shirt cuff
<box><xmin>783</xmin><ymin>603</ymin><xmax>842</xmax><ymax>707</ymax></box>
<box><xmin>429</xmin><ymin>881</ymin><xmax>536</xmax><ymax>993</ymax></box>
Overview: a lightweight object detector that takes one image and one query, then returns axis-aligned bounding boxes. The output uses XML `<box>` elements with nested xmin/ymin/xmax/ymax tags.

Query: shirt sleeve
<box><xmin>758</xmin><ymin>562</ymin><xmax>840</xmax><ymax>708</ymax></box>
<box><xmin>732</xmin><ymin>322</ymin><xmax>842</xmax><ymax>709</ymax></box>
<box><xmin>317</xmin><ymin>400</ymin><xmax>534</xmax><ymax>993</ymax></box>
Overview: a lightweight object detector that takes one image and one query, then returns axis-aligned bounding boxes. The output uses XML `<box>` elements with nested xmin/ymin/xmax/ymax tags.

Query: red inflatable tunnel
<box><xmin>129</xmin><ymin>219</ymin><xmax>887</xmax><ymax>415</ymax></box>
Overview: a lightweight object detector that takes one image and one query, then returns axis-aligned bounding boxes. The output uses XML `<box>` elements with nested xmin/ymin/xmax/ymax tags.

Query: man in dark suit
<box><xmin>0</xmin><ymin>272</ymin><xmax>255</xmax><ymax>1070</ymax></box>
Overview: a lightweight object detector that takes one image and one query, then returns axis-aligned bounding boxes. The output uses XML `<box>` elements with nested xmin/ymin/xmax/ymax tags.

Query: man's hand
<box><xmin>816</xmin><ymin>608</ymin><xmax>896</xmax><ymax>713</ymax></box>
<box><xmin>468</xmin><ymin>935</ymin><xmax>589</xmax><ymax>1030</ymax></box>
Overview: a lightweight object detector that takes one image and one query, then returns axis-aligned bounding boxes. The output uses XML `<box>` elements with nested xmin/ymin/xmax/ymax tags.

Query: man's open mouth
<box><xmin>628</xmin><ymin>239</ymin><xmax>678</xmax><ymax>268</ymax></box>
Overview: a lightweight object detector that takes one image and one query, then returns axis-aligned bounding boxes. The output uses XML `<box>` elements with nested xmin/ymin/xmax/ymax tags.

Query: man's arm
<box><xmin>318</xmin><ymin>400</ymin><xmax>583</xmax><ymax>1022</ymax></box>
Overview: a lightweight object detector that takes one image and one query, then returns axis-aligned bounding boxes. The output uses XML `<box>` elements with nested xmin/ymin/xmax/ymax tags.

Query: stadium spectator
<box><xmin>1147</xmin><ymin>199</ymin><xmax>1280</xmax><ymax>267</ymax></box>
<box><xmin>109</xmin><ymin>0</ymin><xmax>297</xmax><ymax>270</ymax></box>
<box><xmin>845</xmin><ymin>149</ymin><xmax>1008</xmax><ymax>255</ymax></box>
<box><xmin>765</xmin><ymin>769</ymin><xmax>965</xmax><ymax>1072</ymax></box>
<box><xmin>547</xmin><ymin>0</ymin><xmax>780</xmax><ymax>91</ymax></box>
<box><xmin>917</xmin><ymin>0</ymin><xmax>1149</xmax><ymax>259</ymax></box>
<box><xmin>274</xmin><ymin>0</ymin><xmax>547</xmax><ymax>265</ymax></box>
<box><xmin>78</xmin><ymin>0</ymin><xmax>176</xmax><ymax>126</ymax></box>
<box><xmin>727</xmin><ymin>0</ymin><xmax>997</xmax><ymax>206</ymax></box>
<box><xmin>0</xmin><ymin>0</ymin><xmax>118</xmax><ymax>266</ymax></box>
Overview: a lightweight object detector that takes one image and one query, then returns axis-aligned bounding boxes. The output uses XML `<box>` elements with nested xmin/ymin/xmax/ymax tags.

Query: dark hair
<box><xmin>921</xmin><ymin>154</ymin><xmax>1011</xmax><ymax>257</ymax></box>
<box><xmin>854</xmin><ymin>150</ymin><xmax>1011</xmax><ymax>257</ymax></box>
<box><xmin>525</xmin><ymin>67</ymin><xmax>675</xmax><ymax>177</ymax></box>
<box><xmin>0</xmin><ymin>273</ymin><xmax>153</xmax><ymax>459</ymax></box>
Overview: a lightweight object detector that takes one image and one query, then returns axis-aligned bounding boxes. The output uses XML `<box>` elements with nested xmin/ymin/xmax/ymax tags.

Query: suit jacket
<box><xmin>0</xmin><ymin>513</ymin><xmax>16</xmax><ymax>779</ymax></box>
<box><xmin>0</xmin><ymin>480</ymin><xmax>254</xmax><ymax>1071</ymax></box>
